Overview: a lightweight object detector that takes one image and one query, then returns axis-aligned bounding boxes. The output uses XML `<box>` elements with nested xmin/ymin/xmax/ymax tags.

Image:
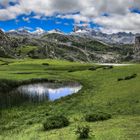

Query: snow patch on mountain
<box><xmin>47</xmin><ymin>29</ymin><xmax>63</xmax><ymax>34</ymax></box>
<box><xmin>72</xmin><ymin>25</ymin><xmax>136</xmax><ymax>44</ymax></box>
<box><xmin>31</xmin><ymin>28</ymin><xmax>45</xmax><ymax>35</ymax></box>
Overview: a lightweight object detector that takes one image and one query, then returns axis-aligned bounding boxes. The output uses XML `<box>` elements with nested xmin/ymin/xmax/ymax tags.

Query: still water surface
<box><xmin>17</xmin><ymin>82</ymin><xmax>82</xmax><ymax>101</ymax></box>
<box><xmin>0</xmin><ymin>82</ymin><xmax>82</xmax><ymax>108</ymax></box>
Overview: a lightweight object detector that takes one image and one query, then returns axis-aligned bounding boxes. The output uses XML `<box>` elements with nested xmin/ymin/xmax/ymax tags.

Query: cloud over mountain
<box><xmin>0</xmin><ymin>0</ymin><xmax>140</xmax><ymax>33</ymax></box>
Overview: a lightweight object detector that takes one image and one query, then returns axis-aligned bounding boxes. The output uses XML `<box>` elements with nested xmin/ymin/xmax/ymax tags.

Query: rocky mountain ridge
<box><xmin>72</xmin><ymin>25</ymin><xmax>136</xmax><ymax>45</ymax></box>
<box><xmin>5</xmin><ymin>27</ymin><xmax>138</xmax><ymax>45</ymax></box>
<box><xmin>0</xmin><ymin>29</ymin><xmax>14</xmax><ymax>57</ymax></box>
<box><xmin>0</xmin><ymin>28</ymin><xmax>137</xmax><ymax>62</ymax></box>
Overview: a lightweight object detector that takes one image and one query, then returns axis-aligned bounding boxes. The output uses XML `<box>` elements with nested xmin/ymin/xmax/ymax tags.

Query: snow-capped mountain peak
<box><xmin>72</xmin><ymin>25</ymin><xmax>136</xmax><ymax>44</ymax></box>
<box><xmin>31</xmin><ymin>28</ymin><xmax>45</xmax><ymax>35</ymax></box>
<box><xmin>47</xmin><ymin>29</ymin><xmax>63</xmax><ymax>34</ymax></box>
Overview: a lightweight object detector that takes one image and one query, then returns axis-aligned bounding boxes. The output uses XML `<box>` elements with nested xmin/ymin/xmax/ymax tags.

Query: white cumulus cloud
<box><xmin>0</xmin><ymin>0</ymin><xmax>140</xmax><ymax>33</ymax></box>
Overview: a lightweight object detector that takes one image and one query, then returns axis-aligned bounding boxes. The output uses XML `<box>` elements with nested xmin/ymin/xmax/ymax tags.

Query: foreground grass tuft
<box><xmin>75</xmin><ymin>125</ymin><xmax>91</xmax><ymax>139</ymax></box>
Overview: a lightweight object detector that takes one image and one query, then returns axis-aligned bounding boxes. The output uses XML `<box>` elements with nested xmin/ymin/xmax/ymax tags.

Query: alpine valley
<box><xmin>0</xmin><ymin>26</ymin><xmax>138</xmax><ymax>63</ymax></box>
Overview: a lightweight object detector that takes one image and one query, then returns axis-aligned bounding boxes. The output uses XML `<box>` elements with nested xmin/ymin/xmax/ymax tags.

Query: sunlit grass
<box><xmin>0</xmin><ymin>58</ymin><xmax>140</xmax><ymax>140</ymax></box>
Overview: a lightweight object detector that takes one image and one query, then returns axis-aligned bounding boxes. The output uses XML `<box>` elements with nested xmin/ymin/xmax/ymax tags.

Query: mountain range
<box><xmin>6</xmin><ymin>28</ymin><xmax>63</xmax><ymax>38</ymax></box>
<box><xmin>72</xmin><ymin>26</ymin><xmax>136</xmax><ymax>45</ymax></box>
<box><xmin>0</xmin><ymin>27</ymin><xmax>137</xmax><ymax>63</ymax></box>
<box><xmin>5</xmin><ymin>26</ymin><xmax>138</xmax><ymax>45</ymax></box>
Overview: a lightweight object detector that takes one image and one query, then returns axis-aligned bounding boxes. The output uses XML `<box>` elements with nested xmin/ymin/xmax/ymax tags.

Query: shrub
<box><xmin>26</xmin><ymin>120</ymin><xmax>33</xmax><ymax>125</ymax></box>
<box><xmin>118</xmin><ymin>78</ymin><xmax>124</xmax><ymax>81</ymax></box>
<box><xmin>76</xmin><ymin>125</ymin><xmax>90</xmax><ymax>139</ymax></box>
<box><xmin>88</xmin><ymin>66</ymin><xmax>107</xmax><ymax>71</ymax></box>
<box><xmin>124</xmin><ymin>74</ymin><xmax>137</xmax><ymax>80</ymax></box>
<box><xmin>43</xmin><ymin>115</ymin><xmax>69</xmax><ymax>131</ymax></box>
<box><xmin>85</xmin><ymin>112</ymin><xmax>111</xmax><ymax>122</ymax></box>
<box><xmin>42</xmin><ymin>63</ymin><xmax>49</xmax><ymax>66</ymax></box>
<box><xmin>103</xmin><ymin>66</ymin><xmax>113</xmax><ymax>69</ymax></box>
<box><xmin>118</xmin><ymin>74</ymin><xmax>137</xmax><ymax>81</ymax></box>
<box><xmin>68</xmin><ymin>70</ymin><xmax>74</xmax><ymax>72</ymax></box>
<box><xmin>88</xmin><ymin>67</ymin><xmax>97</xmax><ymax>71</ymax></box>
<box><xmin>1</xmin><ymin>62</ymin><xmax>9</xmax><ymax>65</ymax></box>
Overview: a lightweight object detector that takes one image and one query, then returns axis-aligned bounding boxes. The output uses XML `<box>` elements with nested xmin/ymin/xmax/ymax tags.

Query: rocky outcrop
<box><xmin>134</xmin><ymin>36</ymin><xmax>140</xmax><ymax>52</ymax></box>
<box><xmin>0</xmin><ymin>29</ymin><xmax>10</xmax><ymax>45</ymax></box>
<box><xmin>133</xmin><ymin>36</ymin><xmax>140</xmax><ymax>62</ymax></box>
<box><xmin>0</xmin><ymin>29</ymin><xmax>134</xmax><ymax>62</ymax></box>
<box><xmin>0</xmin><ymin>29</ymin><xmax>14</xmax><ymax>57</ymax></box>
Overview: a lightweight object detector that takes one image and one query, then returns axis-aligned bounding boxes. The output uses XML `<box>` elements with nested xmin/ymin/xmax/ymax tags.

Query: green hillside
<box><xmin>1</xmin><ymin>29</ymin><xmax>131</xmax><ymax>62</ymax></box>
<box><xmin>0</xmin><ymin>59</ymin><xmax>140</xmax><ymax>140</ymax></box>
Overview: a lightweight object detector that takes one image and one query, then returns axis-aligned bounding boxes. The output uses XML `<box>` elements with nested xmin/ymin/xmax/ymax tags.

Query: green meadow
<box><xmin>0</xmin><ymin>58</ymin><xmax>140</xmax><ymax>140</ymax></box>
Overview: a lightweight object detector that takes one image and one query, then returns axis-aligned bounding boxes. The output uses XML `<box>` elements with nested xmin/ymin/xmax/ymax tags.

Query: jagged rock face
<box><xmin>134</xmin><ymin>36</ymin><xmax>140</xmax><ymax>52</ymax></box>
<box><xmin>0</xmin><ymin>30</ymin><xmax>8</xmax><ymax>45</ymax></box>
<box><xmin>0</xmin><ymin>29</ymin><xmax>134</xmax><ymax>62</ymax></box>
<box><xmin>73</xmin><ymin>25</ymin><xmax>88</xmax><ymax>32</ymax></box>
<box><xmin>0</xmin><ymin>29</ymin><xmax>13</xmax><ymax>57</ymax></box>
<box><xmin>133</xmin><ymin>36</ymin><xmax>140</xmax><ymax>62</ymax></box>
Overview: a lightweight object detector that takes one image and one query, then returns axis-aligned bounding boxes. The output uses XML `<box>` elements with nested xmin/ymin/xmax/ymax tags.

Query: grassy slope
<box><xmin>16</xmin><ymin>46</ymin><xmax>38</xmax><ymax>55</ymax></box>
<box><xmin>0</xmin><ymin>59</ymin><xmax>140</xmax><ymax>140</ymax></box>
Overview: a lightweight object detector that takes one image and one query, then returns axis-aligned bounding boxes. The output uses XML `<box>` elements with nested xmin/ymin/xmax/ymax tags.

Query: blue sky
<box><xmin>0</xmin><ymin>15</ymin><xmax>75</xmax><ymax>33</ymax></box>
<box><xmin>0</xmin><ymin>0</ymin><xmax>140</xmax><ymax>33</ymax></box>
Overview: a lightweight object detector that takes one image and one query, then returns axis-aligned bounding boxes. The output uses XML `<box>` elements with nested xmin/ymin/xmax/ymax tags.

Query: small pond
<box><xmin>0</xmin><ymin>81</ymin><xmax>82</xmax><ymax>108</ymax></box>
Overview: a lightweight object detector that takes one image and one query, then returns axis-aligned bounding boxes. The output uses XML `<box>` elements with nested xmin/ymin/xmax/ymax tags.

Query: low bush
<box><xmin>124</xmin><ymin>74</ymin><xmax>137</xmax><ymax>80</ymax></box>
<box><xmin>1</xmin><ymin>62</ymin><xmax>9</xmax><ymax>65</ymax></box>
<box><xmin>89</xmin><ymin>66</ymin><xmax>112</xmax><ymax>71</ymax></box>
<box><xmin>68</xmin><ymin>70</ymin><xmax>74</xmax><ymax>72</ymax></box>
<box><xmin>118</xmin><ymin>74</ymin><xmax>137</xmax><ymax>81</ymax></box>
<box><xmin>88</xmin><ymin>66</ymin><xmax>109</xmax><ymax>71</ymax></box>
<box><xmin>103</xmin><ymin>66</ymin><xmax>113</xmax><ymax>69</ymax></box>
<box><xmin>43</xmin><ymin>115</ymin><xmax>69</xmax><ymax>131</ymax></box>
<box><xmin>88</xmin><ymin>67</ymin><xmax>97</xmax><ymax>71</ymax></box>
<box><xmin>85</xmin><ymin>112</ymin><xmax>111</xmax><ymax>122</ymax></box>
<box><xmin>42</xmin><ymin>63</ymin><xmax>49</xmax><ymax>66</ymax></box>
<box><xmin>76</xmin><ymin>125</ymin><xmax>90</xmax><ymax>139</ymax></box>
<box><xmin>26</xmin><ymin>120</ymin><xmax>33</xmax><ymax>125</ymax></box>
<box><xmin>118</xmin><ymin>78</ymin><xmax>124</xmax><ymax>81</ymax></box>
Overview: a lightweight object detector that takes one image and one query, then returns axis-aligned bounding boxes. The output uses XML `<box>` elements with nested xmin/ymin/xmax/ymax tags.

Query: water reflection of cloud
<box><xmin>17</xmin><ymin>83</ymin><xmax>82</xmax><ymax>101</ymax></box>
